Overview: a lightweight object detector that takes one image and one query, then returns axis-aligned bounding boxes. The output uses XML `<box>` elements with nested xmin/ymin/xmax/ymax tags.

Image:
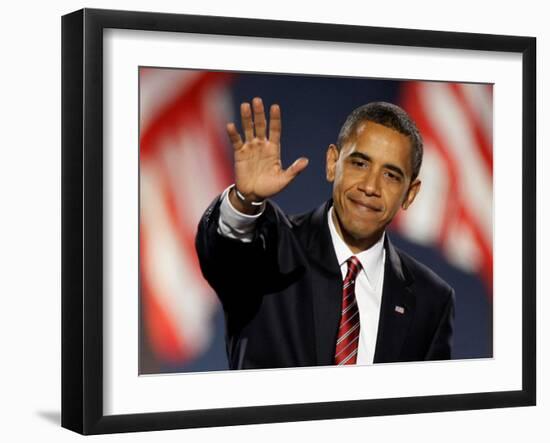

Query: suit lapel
<box><xmin>304</xmin><ymin>202</ymin><xmax>343</xmax><ymax>366</ymax></box>
<box><xmin>373</xmin><ymin>236</ymin><xmax>416</xmax><ymax>363</ymax></box>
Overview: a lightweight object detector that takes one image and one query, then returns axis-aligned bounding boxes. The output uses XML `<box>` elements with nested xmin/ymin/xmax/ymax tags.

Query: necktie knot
<box><xmin>345</xmin><ymin>256</ymin><xmax>362</xmax><ymax>282</ymax></box>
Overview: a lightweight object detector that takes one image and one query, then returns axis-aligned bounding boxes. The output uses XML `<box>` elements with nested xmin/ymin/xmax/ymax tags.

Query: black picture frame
<box><xmin>61</xmin><ymin>8</ymin><xmax>536</xmax><ymax>435</ymax></box>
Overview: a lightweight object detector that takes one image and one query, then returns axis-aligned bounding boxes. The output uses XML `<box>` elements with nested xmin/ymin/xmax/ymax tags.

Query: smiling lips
<box><xmin>348</xmin><ymin>196</ymin><xmax>382</xmax><ymax>213</ymax></box>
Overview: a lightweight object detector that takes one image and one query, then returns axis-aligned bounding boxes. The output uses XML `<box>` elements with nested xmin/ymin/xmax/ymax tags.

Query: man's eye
<box><xmin>352</xmin><ymin>160</ymin><xmax>366</xmax><ymax>168</ymax></box>
<box><xmin>385</xmin><ymin>171</ymin><xmax>400</xmax><ymax>181</ymax></box>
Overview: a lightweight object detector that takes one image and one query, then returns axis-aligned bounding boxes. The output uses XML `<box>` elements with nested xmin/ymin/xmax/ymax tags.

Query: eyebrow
<box><xmin>348</xmin><ymin>152</ymin><xmax>406</xmax><ymax>178</ymax></box>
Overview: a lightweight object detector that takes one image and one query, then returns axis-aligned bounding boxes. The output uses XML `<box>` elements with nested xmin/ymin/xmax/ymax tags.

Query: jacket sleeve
<box><xmin>194</xmin><ymin>195</ymin><xmax>281</xmax><ymax>312</ymax></box>
<box><xmin>425</xmin><ymin>287</ymin><xmax>455</xmax><ymax>360</ymax></box>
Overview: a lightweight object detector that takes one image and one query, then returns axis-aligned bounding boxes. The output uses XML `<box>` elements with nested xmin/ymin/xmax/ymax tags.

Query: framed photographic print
<box><xmin>61</xmin><ymin>8</ymin><xmax>536</xmax><ymax>435</ymax></box>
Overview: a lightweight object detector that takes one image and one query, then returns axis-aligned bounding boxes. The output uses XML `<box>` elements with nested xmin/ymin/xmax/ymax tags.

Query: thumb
<box><xmin>283</xmin><ymin>157</ymin><xmax>309</xmax><ymax>181</ymax></box>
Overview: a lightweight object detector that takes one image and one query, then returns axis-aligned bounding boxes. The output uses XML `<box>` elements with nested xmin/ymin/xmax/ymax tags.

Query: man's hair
<box><xmin>336</xmin><ymin>102</ymin><xmax>423</xmax><ymax>181</ymax></box>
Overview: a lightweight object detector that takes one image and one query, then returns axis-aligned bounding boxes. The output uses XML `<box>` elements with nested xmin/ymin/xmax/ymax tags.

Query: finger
<box><xmin>268</xmin><ymin>104</ymin><xmax>281</xmax><ymax>145</ymax></box>
<box><xmin>240</xmin><ymin>102</ymin><xmax>254</xmax><ymax>141</ymax></box>
<box><xmin>226</xmin><ymin>123</ymin><xmax>243</xmax><ymax>150</ymax></box>
<box><xmin>252</xmin><ymin>97</ymin><xmax>267</xmax><ymax>139</ymax></box>
<box><xmin>282</xmin><ymin>157</ymin><xmax>309</xmax><ymax>183</ymax></box>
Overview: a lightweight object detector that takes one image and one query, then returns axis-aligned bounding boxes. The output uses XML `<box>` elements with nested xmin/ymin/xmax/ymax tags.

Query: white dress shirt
<box><xmin>217</xmin><ymin>186</ymin><xmax>386</xmax><ymax>365</ymax></box>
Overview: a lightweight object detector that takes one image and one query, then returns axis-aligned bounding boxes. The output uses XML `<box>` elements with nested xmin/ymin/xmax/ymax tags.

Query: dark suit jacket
<box><xmin>195</xmin><ymin>195</ymin><xmax>455</xmax><ymax>370</ymax></box>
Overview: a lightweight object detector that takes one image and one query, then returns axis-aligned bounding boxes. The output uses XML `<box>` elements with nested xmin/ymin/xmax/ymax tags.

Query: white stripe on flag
<box><xmin>418</xmin><ymin>83</ymin><xmax>493</xmax><ymax>244</ymax></box>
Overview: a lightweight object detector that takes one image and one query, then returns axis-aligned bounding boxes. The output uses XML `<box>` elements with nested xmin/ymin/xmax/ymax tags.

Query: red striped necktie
<box><xmin>334</xmin><ymin>256</ymin><xmax>362</xmax><ymax>365</ymax></box>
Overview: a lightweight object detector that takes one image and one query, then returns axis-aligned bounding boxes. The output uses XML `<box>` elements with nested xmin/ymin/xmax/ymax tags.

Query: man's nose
<box><xmin>359</xmin><ymin>170</ymin><xmax>382</xmax><ymax>197</ymax></box>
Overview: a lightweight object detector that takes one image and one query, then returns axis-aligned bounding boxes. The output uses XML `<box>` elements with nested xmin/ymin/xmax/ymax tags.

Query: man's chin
<box><xmin>342</xmin><ymin>224</ymin><xmax>381</xmax><ymax>244</ymax></box>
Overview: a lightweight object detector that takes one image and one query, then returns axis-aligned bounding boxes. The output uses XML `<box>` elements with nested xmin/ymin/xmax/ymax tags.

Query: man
<box><xmin>195</xmin><ymin>97</ymin><xmax>455</xmax><ymax>369</ymax></box>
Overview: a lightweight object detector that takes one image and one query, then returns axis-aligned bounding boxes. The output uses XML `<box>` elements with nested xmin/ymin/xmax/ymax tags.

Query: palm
<box><xmin>226</xmin><ymin>98</ymin><xmax>308</xmax><ymax>201</ymax></box>
<box><xmin>234</xmin><ymin>138</ymin><xmax>288</xmax><ymax>198</ymax></box>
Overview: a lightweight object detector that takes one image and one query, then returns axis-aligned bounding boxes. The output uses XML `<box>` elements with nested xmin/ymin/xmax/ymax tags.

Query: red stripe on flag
<box><xmin>401</xmin><ymin>83</ymin><xmax>460</xmax><ymax>246</ymax></box>
<box><xmin>140</xmin><ymin>71</ymin><xmax>234</xmax><ymax>159</ymax></box>
<box><xmin>448</xmin><ymin>83</ymin><xmax>493</xmax><ymax>174</ymax></box>
<box><xmin>401</xmin><ymin>81</ymin><xmax>493</xmax><ymax>295</ymax></box>
<box><xmin>140</xmin><ymin>225</ymin><xmax>189</xmax><ymax>362</ymax></box>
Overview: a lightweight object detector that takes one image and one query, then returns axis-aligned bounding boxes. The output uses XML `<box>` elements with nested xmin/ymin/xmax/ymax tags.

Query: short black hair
<box><xmin>336</xmin><ymin>102</ymin><xmax>423</xmax><ymax>181</ymax></box>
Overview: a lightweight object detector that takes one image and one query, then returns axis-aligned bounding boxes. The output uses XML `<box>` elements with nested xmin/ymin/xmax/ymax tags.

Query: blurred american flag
<box><xmin>396</xmin><ymin>82</ymin><xmax>493</xmax><ymax>292</ymax></box>
<box><xmin>139</xmin><ymin>69</ymin><xmax>234</xmax><ymax>366</ymax></box>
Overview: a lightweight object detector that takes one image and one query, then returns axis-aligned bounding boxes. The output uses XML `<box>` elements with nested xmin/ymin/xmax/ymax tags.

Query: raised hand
<box><xmin>226</xmin><ymin>97</ymin><xmax>308</xmax><ymax>214</ymax></box>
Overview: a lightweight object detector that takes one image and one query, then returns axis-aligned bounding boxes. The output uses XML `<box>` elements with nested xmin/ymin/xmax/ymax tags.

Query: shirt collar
<box><xmin>327</xmin><ymin>206</ymin><xmax>385</xmax><ymax>289</ymax></box>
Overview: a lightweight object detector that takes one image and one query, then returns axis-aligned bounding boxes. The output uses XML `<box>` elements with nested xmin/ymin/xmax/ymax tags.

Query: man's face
<box><xmin>326</xmin><ymin>121</ymin><xmax>421</xmax><ymax>252</ymax></box>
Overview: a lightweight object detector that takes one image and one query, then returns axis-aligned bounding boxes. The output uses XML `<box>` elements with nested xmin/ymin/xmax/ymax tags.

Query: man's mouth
<box><xmin>348</xmin><ymin>197</ymin><xmax>382</xmax><ymax>212</ymax></box>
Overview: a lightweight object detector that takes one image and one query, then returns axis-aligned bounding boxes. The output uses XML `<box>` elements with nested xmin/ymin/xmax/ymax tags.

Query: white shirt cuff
<box><xmin>217</xmin><ymin>185</ymin><xmax>265</xmax><ymax>243</ymax></box>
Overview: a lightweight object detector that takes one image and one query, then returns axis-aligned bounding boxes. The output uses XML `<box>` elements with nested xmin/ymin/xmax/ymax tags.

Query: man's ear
<box><xmin>326</xmin><ymin>144</ymin><xmax>339</xmax><ymax>183</ymax></box>
<box><xmin>402</xmin><ymin>178</ymin><xmax>421</xmax><ymax>210</ymax></box>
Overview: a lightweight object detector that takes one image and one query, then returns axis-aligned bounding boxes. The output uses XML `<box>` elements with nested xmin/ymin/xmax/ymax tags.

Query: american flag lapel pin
<box><xmin>394</xmin><ymin>305</ymin><xmax>405</xmax><ymax>315</ymax></box>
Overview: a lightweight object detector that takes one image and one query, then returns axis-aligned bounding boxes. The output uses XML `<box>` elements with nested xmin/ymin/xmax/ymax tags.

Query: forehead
<box><xmin>344</xmin><ymin>121</ymin><xmax>413</xmax><ymax>170</ymax></box>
